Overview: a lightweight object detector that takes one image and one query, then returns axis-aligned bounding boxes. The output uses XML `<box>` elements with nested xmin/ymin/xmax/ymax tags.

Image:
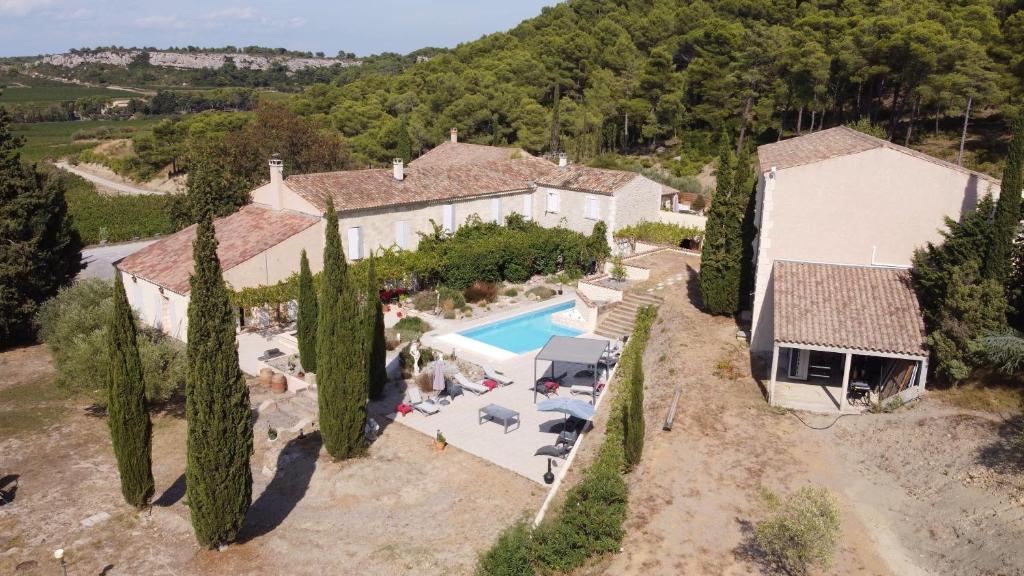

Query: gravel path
<box><xmin>55</xmin><ymin>161</ymin><xmax>165</xmax><ymax>196</ymax></box>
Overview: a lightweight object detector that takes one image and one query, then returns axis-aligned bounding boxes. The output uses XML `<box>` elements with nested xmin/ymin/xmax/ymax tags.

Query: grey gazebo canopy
<box><xmin>533</xmin><ymin>336</ymin><xmax>610</xmax><ymax>403</ymax></box>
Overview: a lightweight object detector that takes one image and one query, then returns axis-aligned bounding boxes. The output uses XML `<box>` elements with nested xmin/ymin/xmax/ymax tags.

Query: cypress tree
<box><xmin>106</xmin><ymin>272</ymin><xmax>154</xmax><ymax>509</ymax></box>
<box><xmin>623</xmin><ymin>354</ymin><xmax>645</xmax><ymax>470</ymax></box>
<box><xmin>366</xmin><ymin>255</ymin><xmax>388</xmax><ymax>401</ymax></box>
<box><xmin>396</xmin><ymin>115</ymin><xmax>412</xmax><ymax>164</ymax></box>
<box><xmin>550</xmin><ymin>83</ymin><xmax>561</xmax><ymax>152</ymax></box>
<box><xmin>297</xmin><ymin>249</ymin><xmax>317</xmax><ymax>373</ymax></box>
<box><xmin>699</xmin><ymin>135</ymin><xmax>738</xmax><ymax>315</ymax></box>
<box><xmin>0</xmin><ymin>107</ymin><xmax>82</xmax><ymax>347</ymax></box>
<box><xmin>185</xmin><ymin>214</ymin><xmax>252</xmax><ymax>548</ymax></box>
<box><xmin>984</xmin><ymin>118</ymin><xmax>1023</xmax><ymax>284</ymax></box>
<box><xmin>316</xmin><ymin>198</ymin><xmax>366</xmax><ymax>459</ymax></box>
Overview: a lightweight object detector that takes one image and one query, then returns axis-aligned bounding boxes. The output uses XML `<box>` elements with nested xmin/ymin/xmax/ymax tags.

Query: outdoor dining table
<box><xmin>478</xmin><ymin>404</ymin><xmax>521</xmax><ymax>434</ymax></box>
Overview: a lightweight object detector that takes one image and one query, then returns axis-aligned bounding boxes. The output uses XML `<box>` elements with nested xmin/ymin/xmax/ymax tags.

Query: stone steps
<box><xmin>594</xmin><ymin>293</ymin><xmax>663</xmax><ymax>338</ymax></box>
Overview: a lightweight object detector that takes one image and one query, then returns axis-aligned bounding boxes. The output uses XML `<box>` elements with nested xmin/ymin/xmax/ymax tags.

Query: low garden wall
<box><xmin>658</xmin><ymin>209</ymin><xmax>707</xmax><ymax>229</ymax></box>
<box><xmin>577</xmin><ymin>276</ymin><xmax>625</xmax><ymax>304</ymax></box>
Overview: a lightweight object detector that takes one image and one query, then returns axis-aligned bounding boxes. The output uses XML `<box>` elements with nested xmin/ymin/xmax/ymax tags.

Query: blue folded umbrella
<box><xmin>536</xmin><ymin>398</ymin><xmax>596</xmax><ymax>420</ymax></box>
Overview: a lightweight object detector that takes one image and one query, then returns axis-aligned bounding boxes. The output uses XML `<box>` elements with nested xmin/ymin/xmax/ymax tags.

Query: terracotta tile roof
<box><xmin>409</xmin><ymin>141</ymin><xmax>533</xmax><ymax>168</ymax></box>
<box><xmin>773</xmin><ymin>261</ymin><xmax>928</xmax><ymax>357</ymax></box>
<box><xmin>536</xmin><ymin>165</ymin><xmax>640</xmax><ymax>194</ymax></box>
<box><xmin>117</xmin><ymin>205</ymin><xmax>319</xmax><ymax>295</ymax></box>
<box><xmin>285</xmin><ymin>157</ymin><xmax>558</xmax><ymax>213</ymax></box>
<box><xmin>660</xmin><ymin>184</ymin><xmax>703</xmax><ymax>206</ymax></box>
<box><xmin>757</xmin><ymin>126</ymin><xmax>1000</xmax><ymax>185</ymax></box>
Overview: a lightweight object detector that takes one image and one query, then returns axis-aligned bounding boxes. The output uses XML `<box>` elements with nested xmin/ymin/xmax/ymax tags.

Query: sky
<box><xmin>0</xmin><ymin>0</ymin><xmax>559</xmax><ymax>57</ymax></box>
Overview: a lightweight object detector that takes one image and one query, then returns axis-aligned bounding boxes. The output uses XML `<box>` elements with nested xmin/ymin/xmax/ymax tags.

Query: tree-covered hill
<box><xmin>288</xmin><ymin>0</ymin><xmax>1024</xmax><ymax>171</ymax></box>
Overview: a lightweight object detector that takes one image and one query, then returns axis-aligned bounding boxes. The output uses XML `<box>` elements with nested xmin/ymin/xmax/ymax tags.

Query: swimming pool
<box><xmin>459</xmin><ymin>300</ymin><xmax>583</xmax><ymax>354</ymax></box>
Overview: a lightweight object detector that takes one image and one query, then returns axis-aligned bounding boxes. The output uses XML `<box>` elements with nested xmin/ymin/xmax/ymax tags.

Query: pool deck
<box><xmin>369</xmin><ymin>293</ymin><xmax>617</xmax><ymax>484</ymax></box>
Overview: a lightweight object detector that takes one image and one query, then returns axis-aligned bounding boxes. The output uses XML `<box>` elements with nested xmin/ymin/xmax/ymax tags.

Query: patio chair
<box><xmin>455</xmin><ymin>373</ymin><xmax>490</xmax><ymax>395</ymax></box>
<box><xmin>407</xmin><ymin>387</ymin><xmax>440</xmax><ymax>416</ymax></box>
<box><xmin>535</xmin><ymin>444</ymin><xmax>571</xmax><ymax>459</ymax></box>
<box><xmin>482</xmin><ymin>363</ymin><xmax>514</xmax><ymax>386</ymax></box>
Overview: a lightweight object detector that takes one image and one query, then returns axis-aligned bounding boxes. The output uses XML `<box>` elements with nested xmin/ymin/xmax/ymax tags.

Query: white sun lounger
<box><xmin>407</xmin><ymin>387</ymin><xmax>440</xmax><ymax>415</ymax></box>
<box><xmin>455</xmin><ymin>373</ymin><xmax>490</xmax><ymax>395</ymax></box>
<box><xmin>482</xmin><ymin>363</ymin><xmax>513</xmax><ymax>386</ymax></box>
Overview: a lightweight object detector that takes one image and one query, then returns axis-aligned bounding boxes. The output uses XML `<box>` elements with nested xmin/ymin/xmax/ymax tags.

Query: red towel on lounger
<box><xmin>483</xmin><ymin>379</ymin><xmax>499</xmax><ymax>390</ymax></box>
<box><xmin>396</xmin><ymin>403</ymin><xmax>413</xmax><ymax>416</ymax></box>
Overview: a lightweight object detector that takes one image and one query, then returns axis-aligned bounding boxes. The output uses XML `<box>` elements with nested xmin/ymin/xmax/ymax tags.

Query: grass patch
<box><xmin>11</xmin><ymin>117</ymin><xmax>163</xmax><ymax>162</ymax></box>
<box><xmin>0</xmin><ymin>375</ymin><xmax>69</xmax><ymax>438</ymax></box>
<box><xmin>931</xmin><ymin>380</ymin><xmax>1024</xmax><ymax>414</ymax></box>
<box><xmin>713</xmin><ymin>347</ymin><xmax>744</xmax><ymax>380</ymax></box>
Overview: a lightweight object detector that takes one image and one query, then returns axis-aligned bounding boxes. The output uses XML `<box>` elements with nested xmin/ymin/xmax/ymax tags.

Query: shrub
<box><xmin>475</xmin><ymin>520</ymin><xmax>535</xmax><ymax>576</ymax></box>
<box><xmin>610</xmin><ymin>254</ymin><xmax>627</xmax><ymax>282</ymax></box>
<box><xmin>526</xmin><ymin>286</ymin><xmax>555</xmax><ymax>300</ymax></box>
<box><xmin>504</xmin><ymin>287</ymin><xmax>519</xmax><ymax>297</ymax></box>
<box><xmin>755</xmin><ymin>487</ymin><xmax>841</xmax><ymax>575</ymax></box>
<box><xmin>438</xmin><ymin>285</ymin><xmax>466</xmax><ymax>309</ymax></box>
<box><xmin>465</xmin><ymin>280</ymin><xmax>498</xmax><ymax>303</ymax></box>
<box><xmin>34</xmin><ymin>279</ymin><xmax>186</xmax><ymax>404</ymax></box>
<box><xmin>614</xmin><ymin>220</ymin><xmax>702</xmax><ymax>249</ymax></box>
<box><xmin>412</xmin><ymin>291</ymin><xmax>437</xmax><ymax>311</ymax></box>
<box><xmin>399</xmin><ymin>343</ymin><xmax>435</xmax><ymax>378</ymax></box>
<box><xmin>416</xmin><ymin>372</ymin><xmax>434</xmax><ymax>392</ymax></box>
<box><xmin>394</xmin><ymin>316</ymin><xmax>432</xmax><ymax>335</ymax></box>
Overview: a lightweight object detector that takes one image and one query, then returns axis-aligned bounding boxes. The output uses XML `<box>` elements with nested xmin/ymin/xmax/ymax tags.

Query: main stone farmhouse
<box><xmin>118</xmin><ymin>129</ymin><xmax>666</xmax><ymax>340</ymax></box>
<box><xmin>749</xmin><ymin>126</ymin><xmax>1002</xmax><ymax>412</ymax></box>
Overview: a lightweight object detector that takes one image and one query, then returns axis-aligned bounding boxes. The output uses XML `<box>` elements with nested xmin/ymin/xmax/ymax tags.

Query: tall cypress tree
<box><xmin>366</xmin><ymin>255</ymin><xmax>388</xmax><ymax>401</ymax></box>
<box><xmin>699</xmin><ymin>135</ymin><xmax>738</xmax><ymax>315</ymax></box>
<box><xmin>984</xmin><ymin>118</ymin><xmax>1023</xmax><ymax>285</ymax></box>
<box><xmin>316</xmin><ymin>198</ymin><xmax>366</xmax><ymax>459</ymax></box>
<box><xmin>297</xmin><ymin>249</ymin><xmax>317</xmax><ymax>373</ymax></box>
<box><xmin>185</xmin><ymin>214</ymin><xmax>252</xmax><ymax>548</ymax></box>
<box><xmin>106</xmin><ymin>272</ymin><xmax>154</xmax><ymax>509</ymax></box>
<box><xmin>550</xmin><ymin>83</ymin><xmax>561</xmax><ymax>152</ymax></box>
<box><xmin>623</xmin><ymin>354</ymin><xmax>645</xmax><ymax>471</ymax></box>
<box><xmin>396</xmin><ymin>115</ymin><xmax>413</xmax><ymax>164</ymax></box>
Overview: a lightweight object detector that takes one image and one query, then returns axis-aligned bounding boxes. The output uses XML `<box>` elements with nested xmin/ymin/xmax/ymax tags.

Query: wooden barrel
<box><xmin>270</xmin><ymin>373</ymin><xmax>287</xmax><ymax>394</ymax></box>
<box><xmin>259</xmin><ymin>367</ymin><xmax>274</xmax><ymax>387</ymax></box>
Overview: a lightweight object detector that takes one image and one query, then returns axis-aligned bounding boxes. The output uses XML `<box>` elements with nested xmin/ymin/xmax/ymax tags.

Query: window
<box><xmin>395</xmin><ymin>220</ymin><xmax>409</xmax><ymax>250</ymax></box>
<box><xmin>347</xmin><ymin>227</ymin><xmax>362</xmax><ymax>260</ymax></box>
<box><xmin>546</xmin><ymin>191</ymin><xmax>560</xmax><ymax>213</ymax></box>
<box><xmin>522</xmin><ymin>195</ymin><xmax>532</xmax><ymax>220</ymax></box>
<box><xmin>442</xmin><ymin>204</ymin><xmax>455</xmax><ymax>233</ymax></box>
<box><xmin>491</xmin><ymin>197</ymin><xmax>502</xmax><ymax>223</ymax></box>
<box><xmin>585</xmin><ymin>195</ymin><xmax>599</xmax><ymax>220</ymax></box>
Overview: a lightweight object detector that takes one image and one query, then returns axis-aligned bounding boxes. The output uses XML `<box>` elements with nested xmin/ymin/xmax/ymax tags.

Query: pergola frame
<box><xmin>768</xmin><ymin>341</ymin><xmax>929</xmax><ymax>411</ymax></box>
<box><xmin>533</xmin><ymin>336</ymin><xmax>610</xmax><ymax>405</ymax></box>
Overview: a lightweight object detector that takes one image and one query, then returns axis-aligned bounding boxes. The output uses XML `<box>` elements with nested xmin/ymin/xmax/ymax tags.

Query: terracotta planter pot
<box><xmin>434</xmin><ymin>440</ymin><xmax>446</xmax><ymax>451</ymax></box>
<box><xmin>259</xmin><ymin>367</ymin><xmax>273</xmax><ymax>387</ymax></box>
<box><xmin>270</xmin><ymin>373</ymin><xmax>287</xmax><ymax>394</ymax></box>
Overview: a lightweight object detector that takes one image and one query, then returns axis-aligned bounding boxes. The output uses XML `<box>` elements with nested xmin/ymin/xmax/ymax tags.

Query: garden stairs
<box><xmin>594</xmin><ymin>292</ymin><xmax>663</xmax><ymax>339</ymax></box>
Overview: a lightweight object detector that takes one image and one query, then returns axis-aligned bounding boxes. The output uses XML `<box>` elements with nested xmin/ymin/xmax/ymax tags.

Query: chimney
<box><xmin>269</xmin><ymin>154</ymin><xmax>284</xmax><ymax>210</ymax></box>
<box><xmin>558</xmin><ymin>152</ymin><xmax>568</xmax><ymax>168</ymax></box>
<box><xmin>393</xmin><ymin>158</ymin><xmax>404</xmax><ymax>181</ymax></box>
<box><xmin>450</xmin><ymin>127</ymin><xmax>458</xmax><ymax>143</ymax></box>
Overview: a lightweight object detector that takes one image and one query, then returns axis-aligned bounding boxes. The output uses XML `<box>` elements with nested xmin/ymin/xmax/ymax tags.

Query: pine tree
<box><xmin>185</xmin><ymin>214</ymin><xmax>252</xmax><ymax>548</ymax></box>
<box><xmin>984</xmin><ymin>118</ymin><xmax>1023</xmax><ymax>284</ymax></box>
<box><xmin>0</xmin><ymin>107</ymin><xmax>82</xmax><ymax>347</ymax></box>
<box><xmin>316</xmin><ymin>198</ymin><xmax>366</xmax><ymax>459</ymax></box>
<box><xmin>106</xmin><ymin>272</ymin><xmax>154</xmax><ymax>509</ymax></box>
<box><xmin>623</xmin><ymin>354</ymin><xmax>645</xmax><ymax>470</ymax></box>
<box><xmin>699</xmin><ymin>136</ymin><xmax>739</xmax><ymax>315</ymax></box>
<box><xmin>396</xmin><ymin>115</ymin><xmax>413</xmax><ymax>164</ymax></box>
<box><xmin>366</xmin><ymin>255</ymin><xmax>388</xmax><ymax>401</ymax></box>
<box><xmin>297</xmin><ymin>249</ymin><xmax>317</xmax><ymax>373</ymax></box>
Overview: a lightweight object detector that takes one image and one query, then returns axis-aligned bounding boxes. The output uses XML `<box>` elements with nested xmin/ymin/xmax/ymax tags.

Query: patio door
<box><xmin>787</xmin><ymin>348</ymin><xmax>809</xmax><ymax>380</ymax></box>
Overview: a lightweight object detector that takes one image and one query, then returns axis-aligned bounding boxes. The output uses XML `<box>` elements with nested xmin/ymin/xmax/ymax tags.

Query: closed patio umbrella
<box><xmin>432</xmin><ymin>358</ymin><xmax>446</xmax><ymax>394</ymax></box>
<box><xmin>536</xmin><ymin>398</ymin><xmax>596</xmax><ymax>421</ymax></box>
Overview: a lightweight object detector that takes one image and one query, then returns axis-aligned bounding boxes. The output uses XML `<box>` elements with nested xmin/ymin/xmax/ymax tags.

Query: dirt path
<box><xmin>54</xmin><ymin>161</ymin><xmax>167</xmax><ymax>196</ymax></box>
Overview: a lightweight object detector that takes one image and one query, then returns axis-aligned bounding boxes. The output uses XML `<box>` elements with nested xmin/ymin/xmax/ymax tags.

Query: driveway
<box><xmin>78</xmin><ymin>239</ymin><xmax>159</xmax><ymax>281</ymax></box>
<box><xmin>55</xmin><ymin>161</ymin><xmax>164</xmax><ymax>196</ymax></box>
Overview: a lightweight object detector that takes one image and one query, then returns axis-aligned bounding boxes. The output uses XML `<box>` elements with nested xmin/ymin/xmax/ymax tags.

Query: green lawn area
<box><xmin>0</xmin><ymin>84</ymin><xmax>137</xmax><ymax>103</ymax></box>
<box><xmin>0</xmin><ymin>374</ymin><xmax>68</xmax><ymax>438</ymax></box>
<box><xmin>11</xmin><ymin>117</ymin><xmax>163</xmax><ymax>163</ymax></box>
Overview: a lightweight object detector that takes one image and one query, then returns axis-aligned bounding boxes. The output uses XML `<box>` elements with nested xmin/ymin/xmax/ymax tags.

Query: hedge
<box><xmin>476</xmin><ymin>305</ymin><xmax>658</xmax><ymax>575</ymax></box>
<box><xmin>614</xmin><ymin>220</ymin><xmax>702</xmax><ymax>248</ymax></box>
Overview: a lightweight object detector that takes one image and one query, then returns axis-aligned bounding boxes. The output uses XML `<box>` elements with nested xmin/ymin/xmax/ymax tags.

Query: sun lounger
<box><xmin>407</xmin><ymin>387</ymin><xmax>440</xmax><ymax>416</ymax></box>
<box><xmin>483</xmin><ymin>364</ymin><xmax>513</xmax><ymax>386</ymax></box>
<box><xmin>455</xmin><ymin>373</ymin><xmax>489</xmax><ymax>395</ymax></box>
<box><xmin>535</xmin><ymin>444</ymin><xmax>570</xmax><ymax>459</ymax></box>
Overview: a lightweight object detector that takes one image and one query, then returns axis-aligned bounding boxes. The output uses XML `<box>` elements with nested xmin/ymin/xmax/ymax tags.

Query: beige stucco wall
<box><xmin>224</xmin><ymin>222</ymin><xmax>325</xmax><ymax>288</ymax></box>
<box><xmin>120</xmin><ymin>270</ymin><xmax>190</xmax><ymax>341</ymax></box>
<box><xmin>533</xmin><ymin>186</ymin><xmax>611</xmax><ymax>238</ymax></box>
<box><xmin>610</xmin><ymin>175</ymin><xmax>663</xmax><ymax>232</ymax></box>
<box><xmin>658</xmin><ymin>210</ymin><xmax>707</xmax><ymax>230</ymax></box>
<box><xmin>749</xmin><ymin>146</ymin><xmax>1001</xmax><ymax>354</ymax></box>
<box><xmin>251</xmin><ymin>182</ymin><xmax>321</xmax><ymax>216</ymax></box>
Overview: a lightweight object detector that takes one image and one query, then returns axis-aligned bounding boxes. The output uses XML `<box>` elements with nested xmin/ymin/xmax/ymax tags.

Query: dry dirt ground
<box><xmin>598</xmin><ymin>251</ymin><xmax>1023</xmax><ymax>576</ymax></box>
<box><xmin>0</xmin><ymin>346</ymin><xmax>544</xmax><ymax>576</ymax></box>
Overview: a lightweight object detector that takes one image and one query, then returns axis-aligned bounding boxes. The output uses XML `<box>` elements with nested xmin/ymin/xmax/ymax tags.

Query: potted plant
<box><xmin>434</xmin><ymin>429</ymin><xmax>447</xmax><ymax>451</ymax></box>
<box><xmin>268</xmin><ymin>427</ymin><xmax>278</xmax><ymax>442</ymax></box>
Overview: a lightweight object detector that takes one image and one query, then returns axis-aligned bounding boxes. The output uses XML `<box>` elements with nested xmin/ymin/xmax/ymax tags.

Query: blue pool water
<box><xmin>459</xmin><ymin>300</ymin><xmax>582</xmax><ymax>354</ymax></box>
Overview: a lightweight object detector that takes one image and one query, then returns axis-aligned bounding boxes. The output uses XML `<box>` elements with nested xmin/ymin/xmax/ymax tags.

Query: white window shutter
<box><xmin>347</xmin><ymin>227</ymin><xmax>362</xmax><ymax>260</ymax></box>
<box><xmin>547</xmin><ymin>191</ymin><xmax>559</xmax><ymax>213</ymax></box>
<box><xmin>395</xmin><ymin>220</ymin><xmax>408</xmax><ymax>249</ymax></box>
<box><xmin>492</xmin><ymin>197</ymin><xmax>502</xmax><ymax>222</ymax></box>
<box><xmin>586</xmin><ymin>195</ymin><xmax>598</xmax><ymax>219</ymax></box>
<box><xmin>522</xmin><ymin>195</ymin><xmax>532</xmax><ymax>220</ymax></box>
<box><xmin>443</xmin><ymin>204</ymin><xmax>455</xmax><ymax>233</ymax></box>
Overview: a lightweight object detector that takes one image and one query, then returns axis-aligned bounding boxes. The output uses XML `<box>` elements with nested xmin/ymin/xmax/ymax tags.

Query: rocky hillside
<box><xmin>40</xmin><ymin>50</ymin><xmax>360</xmax><ymax>72</ymax></box>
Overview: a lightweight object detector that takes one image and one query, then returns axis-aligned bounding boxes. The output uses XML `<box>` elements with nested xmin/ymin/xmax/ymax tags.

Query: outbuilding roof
<box><xmin>535</xmin><ymin>165</ymin><xmax>640</xmax><ymax>195</ymax></box>
<box><xmin>757</xmin><ymin>126</ymin><xmax>1000</xmax><ymax>185</ymax></box>
<box><xmin>773</xmin><ymin>261</ymin><xmax>928</xmax><ymax>358</ymax></box>
<box><xmin>117</xmin><ymin>204</ymin><xmax>319</xmax><ymax>295</ymax></box>
<box><xmin>409</xmin><ymin>141</ymin><xmax>532</xmax><ymax>168</ymax></box>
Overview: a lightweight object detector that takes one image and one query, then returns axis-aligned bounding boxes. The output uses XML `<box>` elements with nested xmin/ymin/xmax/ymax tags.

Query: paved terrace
<box><xmin>369</xmin><ymin>296</ymin><xmax>616</xmax><ymax>485</ymax></box>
